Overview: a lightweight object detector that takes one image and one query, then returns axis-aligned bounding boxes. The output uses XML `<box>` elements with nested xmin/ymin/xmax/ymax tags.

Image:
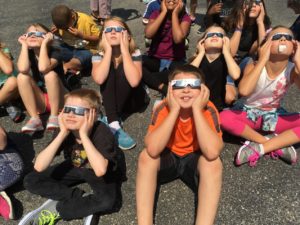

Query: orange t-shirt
<box><xmin>148</xmin><ymin>101</ymin><xmax>222</xmax><ymax>156</ymax></box>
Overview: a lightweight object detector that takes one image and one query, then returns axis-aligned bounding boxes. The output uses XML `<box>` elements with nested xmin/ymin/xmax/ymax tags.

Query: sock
<box><xmin>258</xmin><ymin>144</ymin><xmax>265</xmax><ymax>156</ymax></box>
<box><xmin>109</xmin><ymin>121</ymin><xmax>121</xmax><ymax>134</ymax></box>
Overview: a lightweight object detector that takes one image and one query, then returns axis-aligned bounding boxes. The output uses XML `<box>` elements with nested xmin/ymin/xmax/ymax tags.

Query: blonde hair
<box><xmin>64</xmin><ymin>88</ymin><xmax>101</xmax><ymax>111</ymax></box>
<box><xmin>98</xmin><ymin>16</ymin><xmax>138</xmax><ymax>55</ymax></box>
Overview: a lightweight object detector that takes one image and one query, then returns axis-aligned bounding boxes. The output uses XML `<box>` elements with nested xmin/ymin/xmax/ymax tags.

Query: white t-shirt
<box><xmin>243</xmin><ymin>61</ymin><xmax>294</xmax><ymax>111</ymax></box>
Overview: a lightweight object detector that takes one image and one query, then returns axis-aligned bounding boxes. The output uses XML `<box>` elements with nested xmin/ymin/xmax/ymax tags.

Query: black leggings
<box><xmin>100</xmin><ymin>65</ymin><xmax>132</xmax><ymax>123</ymax></box>
<box><xmin>142</xmin><ymin>56</ymin><xmax>184</xmax><ymax>96</ymax></box>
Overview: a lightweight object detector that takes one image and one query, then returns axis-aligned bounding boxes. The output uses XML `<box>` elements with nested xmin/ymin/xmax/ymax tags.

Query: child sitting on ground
<box><xmin>136</xmin><ymin>64</ymin><xmax>223</xmax><ymax>225</ymax></box>
<box><xmin>220</xmin><ymin>26</ymin><xmax>300</xmax><ymax>167</ymax></box>
<box><xmin>20</xmin><ymin>89</ymin><xmax>125</xmax><ymax>225</ymax></box>
<box><xmin>190</xmin><ymin>25</ymin><xmax>240</xmax><ymax>110</ymax></box>
<box><xmin>51</xmin><ymin>4</ymin><xmax>100</xmax><ymax>75</ymax></box>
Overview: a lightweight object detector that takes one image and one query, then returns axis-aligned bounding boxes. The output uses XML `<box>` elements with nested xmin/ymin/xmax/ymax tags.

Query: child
<box><xmin>220</xmin><ymin>26</ymin><xmax>300</xmax><ymax>167</ymax></box>
<box><xmin>0</xmin><ymin>41</ymin><xmax>22</xmax><ymax>122</ymax></box>
<box><xmin>0</xmin><ymin>125</ymin><xmax>24</xmax><ymax>221</ymax></box>
<box><xmin>17</xmin><ymin>23</ymin><xmax>69</xmax><ymax>133</ymax></box>
<box><xmin>190</xmin><ymin>25</ymin><xmax>240</xmax><ymax>110</ymax></box>
<box><xmin>51</xmin><ymin>4</ymin><xmax>100</xmax><ymax>74</ymax></box>
<box><xmin>90</xmin><ymin>0</ymin><xmax>112</xmax><ymax>25</ymax></box>
<box><xmin>136</xmin><ymin>64</ymin><xmax>223</xmax><ymax>225</ymax></box>
<box><xmin>92</xmin><ymin>16</ymin><xmax>142</xmax><ymax>150</ymax></box>
<box><xmin>142</xmin><ymin>0</ymin><xmax>191</xmax><ymax>96</ymax></box>
<box><xmin>20</xmin><ymin>89</ymin><xmax>125</xmax><ymax>225</ymax></box>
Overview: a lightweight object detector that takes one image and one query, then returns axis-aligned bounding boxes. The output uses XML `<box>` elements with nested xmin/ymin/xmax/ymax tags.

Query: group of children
<box><xmin>0</xmin><ymin>0</ymin><xmax>300</xmax><ymax>225</ymax></box>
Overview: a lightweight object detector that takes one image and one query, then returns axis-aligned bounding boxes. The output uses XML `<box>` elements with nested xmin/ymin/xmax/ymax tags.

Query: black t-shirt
<box><xmin>29</xmin><ymin>47</ymin><xmax>66</xmax><ymax>91</ymax></box>
<box><xmin>58</xmin><ymin>121</ymin><xmax>120</xmax><ymax>175</ymax></box>
<box><xmin>200</xmin><ymin>54</ymin><xmax>227</xmax><ymax>111</ymax></box>
<box><xmin>291</xmin><ymin>15</ymin><xmax>300</xmax><ymax>42</ymax></box>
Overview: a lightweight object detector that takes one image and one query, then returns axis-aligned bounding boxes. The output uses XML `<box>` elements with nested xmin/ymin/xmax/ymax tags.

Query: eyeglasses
<box><xmin>205</xmin><ymin>32</ymin><xmax>224</xmax><ymax>39</ymax></box>
<box><xmin>104</xmin><ymin>26</ymin><xmax>126</xmax><ymax>33</ymax></box>
<box><xmin>254</xmin><ymin>0</ymin><xmax>261</xmax><ymax>5</ymax></box>
<box><xmin>63</xmin><ymin>105</ymin><xmax>90</xmax><ymax>116</ymax></box>
<box><xmin>244</xmin><ymin>0</ymin><xmax>261</xmax><ymax>6</ymax></box>
<box><xmin>271</xmin><ymin>33</ymin><xmax>294</xmax><ymax>41</ymax></box>
<box><xmin>25</xmin><ymin>31</ymin><xmax>46</xmax><ymax>38</ymax></box>
<box><xmin>171</xmin><ymin>79</ymin><xmax>201</xmax><ymax>90</ymax></box>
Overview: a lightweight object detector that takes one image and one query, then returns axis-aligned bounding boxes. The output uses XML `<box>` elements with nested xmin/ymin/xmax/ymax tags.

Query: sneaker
<box><xmin>83</xmin><ymin>214</ymin><xmax>100</xmax><ymax>225</ymax></box>
<box><xmin>46</xmin><ymin>116</ymin><xmax>59</xmax><ymax>131</ymax></box>
<box><xmin>18</xmin><ymin>199</ymin><xmax>60</xmax><ymax>225</ymax></box>
<box><xmin>115</xmin><ymin>128</ymin><xmax>136</xmax><ymax>150</ymax></box>
<box><xmin>235</xmin><ymin>141</ymin><xmax>262</xmax><ymax>167</ymax></box>
<box><xmin>21</xmin><ymin>117</ymin><xmax>44</xmax><ymax>133</ymax></box>
<box><xmin>6</xmin><ymin>104</ymin><xmax>22</xmax><ymax>122</ymax></box>
<box><xmin>269</xmin><ymin>146</ymin><xmax>297</xmax><ymax>164</ymax></box>
<box><xmin>0</xmin><ymin>191</ymin><xmax>14</xmax><ymax>220</ymax></box>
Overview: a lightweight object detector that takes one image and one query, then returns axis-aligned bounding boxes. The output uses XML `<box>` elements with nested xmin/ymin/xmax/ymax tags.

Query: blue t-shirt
<box><xmin>143</xmin><ymin>0</ymin><xmax>161</xmax><ymax>19</ymax></box>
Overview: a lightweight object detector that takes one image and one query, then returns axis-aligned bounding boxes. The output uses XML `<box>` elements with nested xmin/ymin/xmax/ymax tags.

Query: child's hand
<box><xmin>120</xmin><ymin>30</ymin><xmax>130</xmax><ymax>54</ymax></box>
<box><xmin>58</xmin><ymin>111</ymin><xmax>70</xmax><ymax>135</ymax></box>
<box><xmin>222</xmin><ymin>36</ymin><xmax>231</xmax><ymax>54</ymax></box>
<box><xmin>208</xmin><ymin>3</ymin><xmax>223</xmax><ymax>15</ymax></box>
<box><xmin>258</xmin><ymin>37</ymin><xmax>271</xmax><ymax>63</ymax></box>
<box><xmin>173</xmin><ymin>0</ymin><xmax>183</xmax><ymax>16</ymax></box>
<box><xmin>18</xmin><ymin>34</ymin><xmax>27</xmax><ymax>46</ymax></box>
<box><xmin>42</xmin><ymin>32</ymin><xmax>54</xmax><ymax>45</ymax></box>
<box><xmin>79</xmin><ymin>109</ymin><xmax>95</xmax><ymax>137</ymax></box>
<box><xmin>237</xmin><ymin>8</ymin><xmax>245</xmax><ymax>29</ymax></box>
<box><xmin>101</xmin><ymin>33</ymin><xmax>111</xmax><ymax>52</ymax></box>
<box><xmin>192</xmin><ymin>84</ymin><xmax>210</xmax><ymax>111</ymax></box>
<box><xmin>166</xmin><ymin>85</ymin><xmax>180</xmax><ymax>113</ymax></box>
<box><xmin>68</xmin><ymin>27</ymin><xmax>83</xmax><ymax>39</ymax></box>
<box><xmin>293</xmin><ymin>40</ymin><xmax>300</xmax><ymax>65</ymax></box>
<box><xmin>161</xmin><ymin>0</ymin><xmax>168</xmax><ymax>14</ymax></box>
<box><xmin>51</xmin><ymin>25</ymin><xmax>58</xmax><ymax>34</ymax></box>
<box><xmin>256</xmin><ymin>3</ymin><xmax>265</xmax><ymax>24</ymax></box>
<box><xmin>197</xmin><ymin>38</ymin><xmax>205</xmax><ymax>55</ymax></box>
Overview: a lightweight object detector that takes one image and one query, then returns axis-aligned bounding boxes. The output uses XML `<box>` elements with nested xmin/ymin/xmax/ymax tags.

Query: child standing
<box><xmin>190</xmin><ymin>25</ymin><xmax>240</xmax><ymax>110</ymax></box>
<box><xmin>220</xmin><ymin>26</ymin><xmax>300</xmax><ymax>167</ymax></box>
<box><xmin>0</xmin><ymin>126</ymin><xmax>24</xmax><ymax>221</ymax></box>
<box><xmin>136</xmin><ymin>64</ymin><xmax>223</xmax><ymax>225</ymax></box>
<box><xmin>51</xmin><ymin>5</ymin><xmax>100</xmax><ymax>74</ymax></box>
<box><xmin>17</xmin><ymin>23</ymin><xmax>69</xmax><ymax>133</ymax></box>
<box><xmin>20</xmin><ymin>89</ymin><xmax>125</xmax><ymax>225</ymax></box>
<box><xmin>92</xmin><ymin>17</ymin><xmax>142</xmax><ymax>150</ymax></box>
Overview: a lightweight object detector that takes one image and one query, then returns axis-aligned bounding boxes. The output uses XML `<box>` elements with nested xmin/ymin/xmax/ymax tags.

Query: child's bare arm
<box><xmin>292</xmin><ymin>41</ymin><xmax>300</xmax><ymax>88</ymax></box>
<box><xmin>145</xmin><ymin>87</ymin><xmax>180</xmax><ymax>158</ymax></box>
<box><xmin>190</xmin><ymin>39</ymin><xmax>205</xmax><ymax>68</ymax></box>
<box><xmin>79</xmin><ymin>109</ymin><xmax>108</xmax><ymax>177</ymax></box>
<box><xmin>192</xmin><ymin>85</ymin><xmax>223</xmax><ymax>160</ymax></box>
<box><xmin>223</xmin><ymin>37</ymin><xmax>240</xmax><ymax>80</ymax></box>
<box><xmin>17</xmin><ymin>35</ymin><xmax>31</xmax><ymax>74</ymax></box>
<box><xmin>38</xmin><ymin>33</ymin><xmax>59</xmax><ymax>74</ymax></box>
<box><xmin>0</xmin><ymin>49</ymin><xmax>13</xmax><ymax>75</ymax></box>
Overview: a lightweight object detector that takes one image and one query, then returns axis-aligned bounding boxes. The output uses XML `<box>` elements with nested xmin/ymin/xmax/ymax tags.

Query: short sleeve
<box><xmin>92</xmin><ymin>53</ymin><xmax>104</xmax><ymax>62</ymax></box>
<box><xmin>148</xmin><ymin>101</ymin><xmax>168</xmax><ymax>133</ymax></box>
<box><xmin>204</xmin><ymin>102</ymin><xmax>223</xmax><ymax>138</ymax></box>
<box><xmin>132</xmin><ymin>49</ymin><xmax>142</xmax><ymax>61</ymax></box>
<box><xmin>49</xmin><ymin>48</ymin><xmax>62</xmax><ymax>62</ymax></box>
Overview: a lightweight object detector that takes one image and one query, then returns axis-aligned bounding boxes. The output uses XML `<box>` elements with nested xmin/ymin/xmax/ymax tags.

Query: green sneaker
<box><xmin>18</xmin><ymin>199</ymin><xmax>60</xmax><ymax>225</ymax></box>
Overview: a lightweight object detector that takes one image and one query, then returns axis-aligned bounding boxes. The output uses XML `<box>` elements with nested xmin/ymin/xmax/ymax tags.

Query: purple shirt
<box><xmin>148</xmin><ymin>10</ymin><xmax>191</xmax><ymax>61</ymax></box>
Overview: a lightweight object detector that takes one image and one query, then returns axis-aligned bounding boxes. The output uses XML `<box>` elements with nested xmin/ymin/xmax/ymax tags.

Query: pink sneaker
<box><xmin>21</xmin><ymin>117</ymin><xmax>44</xmax><ymax>133</ymax></box>
<box><xmin>0</xmin><ymin>191</ymin><xmax>14</xmax><ymax>220</ymax></box>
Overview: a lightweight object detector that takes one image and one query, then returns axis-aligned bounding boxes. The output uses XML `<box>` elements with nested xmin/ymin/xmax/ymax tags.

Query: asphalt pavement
<box><xmin>0</xmin><ymin>0</ymin><xmax>300</xmax><ymax>224</ymax></box>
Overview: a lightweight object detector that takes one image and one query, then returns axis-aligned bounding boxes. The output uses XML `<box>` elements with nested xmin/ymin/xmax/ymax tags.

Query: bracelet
<box><xmin>235</xmin><ymin>27</ymin><xmax>243</xmax><ymax>32</ymax></box>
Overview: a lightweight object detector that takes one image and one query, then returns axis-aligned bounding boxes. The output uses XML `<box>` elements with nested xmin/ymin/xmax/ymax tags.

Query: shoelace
<box><xmin>37</xmin><ymin>210</ymin><xmax>60</xmax><ymax>225</ymax></box>
<box><xmin>242</xmin><ymin>142</ymin><xmax>261</xmax><ymax>167</ymax></box>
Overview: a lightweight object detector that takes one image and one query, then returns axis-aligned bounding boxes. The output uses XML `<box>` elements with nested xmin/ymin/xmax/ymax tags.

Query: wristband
<box><xmin>235</xmin><ymin>27</ymin><xmax>243</xmax><ymax>32</ymax></box>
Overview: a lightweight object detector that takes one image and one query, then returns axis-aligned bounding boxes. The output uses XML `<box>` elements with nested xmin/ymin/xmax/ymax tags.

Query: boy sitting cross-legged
<box><xmin>19</xmin><ymin>88</ymin><xmax>125</xmax><ymax>225</ymax></box>
<box><xmin>136</xmin><ymin>64</ymin><xmax>224</xmax><ymax>225</ymax></box>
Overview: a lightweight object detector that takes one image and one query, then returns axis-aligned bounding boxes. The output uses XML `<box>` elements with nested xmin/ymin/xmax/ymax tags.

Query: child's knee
<box><xmin>225</xmin><ymin>85</ymin><xmax>237</xmax><ymax>105</ymax></box>
<box><xmin>198</xmin><ymin>156</ymin><xmax>222</xmax><ymax>177</ymax></box>
<box><xmin>137</xmin><ymin>149</ymin><xmax>159</xmax><ymax>171</ymax></box>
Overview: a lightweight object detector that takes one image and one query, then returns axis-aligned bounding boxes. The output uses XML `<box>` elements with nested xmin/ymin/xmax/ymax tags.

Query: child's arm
<box><xmin>238</xmin><ymin>38</ymin><xmax>271</xmax><ymax>96</ymax></box>
<box><xmin>190</xmin><ymin>39</ymin><xmax>205</xmax><ymax>67</ymax></box>
<box><xmin>145</xmin><ymin>86</ymin><xmax>180</xmax><ymax>158</ymax></box>
<box><xmin>91</xmin><ymin>34</ymin><xmax>112</xmax><ymax>85</ymax></box>
<box><xmin>171</xmin><ymin>0</ymin><xmax>190</xmax><ymax>44</ymax></box>
<box><xmin>0</xmin><ymin>126</ymin><xmax>7</xmax><ymax>151</ymax></box>
<box><xmin>17</xmin><ymin>35</ymin><xmax>31</xmax><ymax>74</ymax></box>
<box><xmin>230</xmin><ymin>10</ymin><xmax>245</xmax><ymax>56</ymax></box>
<box><xmin>223</xmin><ymin>37</ymin><xmax>240</xmax><ymax>80</ymax></box>
<box><xmin>34</xmin><ymin>112</ymin><xmax>70</xmax><ymax>172</ymax></box>
<box><xmin>145</xmin><ymin>0</ymin><xmax>168</xmax><ymax>39</ymax></box>
<box><xmin>38</xmin><ymin>33</ymin><xmax>59</xmax><ymax>74</ymax></box>
<box><xmin>256</xmin><ymin>3</ymin><xmax>266</xmax><ymax>46</ymax></box>
<box><xmin>291</xmin><ymin>41</ymin><xmax>300</xmax><ymax>88</ymax></box>
<box><xmin>121</xmin><ymin>31</ymin><xmax>142</xmax><ymax>87</ymax></box>
<box><xmin>192</xmin><ymin>85</ymin><xmax>223</xmax><ymax>160</ymax></box>
<box><xmin>0</xmin><ymin>48</ymin><xmax>13</xmax><ymax>75</ymax></box>
<box><xmin>67</xmin><ymin>27</ymin><xmax>99</xmax><ymax>42</ymax></box>
<box><xmin>79</xmin><ymin>109</ymin><xmax>108</xmax><ymax>177</ymax></box>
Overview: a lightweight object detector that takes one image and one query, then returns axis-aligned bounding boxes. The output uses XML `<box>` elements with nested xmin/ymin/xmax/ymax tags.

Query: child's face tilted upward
<box><xmin>171</xmin><ymin>73</ymin><xmax>201</xmax><ymax>109</ymax></box>
<box><xmin>269</xmin><ymin>27</ymin><xmax>294</xmax><ymax>56</ymax></box>
<box><xmin>25</xmin><ymin>26</ymin><xmax>46</xmax><ymax>48</ymax></box>
<box><xmin>62</xmin><ymin>97</ymin><xmax>92</xmax><ymax>130</ymax></box>
<box><xmin>204</xmin><ymin>27</ymin><xmax>225</xmax><ymax>50</ymax></box>
<box><xmin>103</xmin><ymin>20</ymin><xmax>127</xmax><ymax>46</ymax></box>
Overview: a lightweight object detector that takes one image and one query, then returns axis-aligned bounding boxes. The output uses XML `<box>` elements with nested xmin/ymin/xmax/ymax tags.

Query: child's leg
<box><xmin>136</xmin><ymin>149</ymin><xmax>160</xmax><ymax>225</ymax></box>
<box><xmin>17</xmin><ymin>73</ymin><xmax>45</xmax><ymax>117</ymax></box>
<box><xmin>220</xmin><ymin>110</ymin><xmax>267</xmax><ymax>143</ymax></box>
<box><xmin>195</xmin><ymin>156</ymin><xmax>222</xmax><ymax>225</ymax></box>
<box><xmin>99</xmin><ymin>0</ymin><xmax>112</xmax><ymax>19</ymax></box>
<box><xmin>90</xmin><ymin>0</ymin><xmax>99</xmax><ymax>16</ymax></box>
<box><xmin>44</xmin><ymin>71</ymin><xmax>68</xmax><ymax>116</ymax></box>
<box><xmin>0</xmin><ymin>77</ymin><xmax>19</xmax><ymax>105</ymax></box>
<box><xmin>225</xmin><ymin>84</ymin><xmax>237</xmax><ymax>105</ymax></box>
